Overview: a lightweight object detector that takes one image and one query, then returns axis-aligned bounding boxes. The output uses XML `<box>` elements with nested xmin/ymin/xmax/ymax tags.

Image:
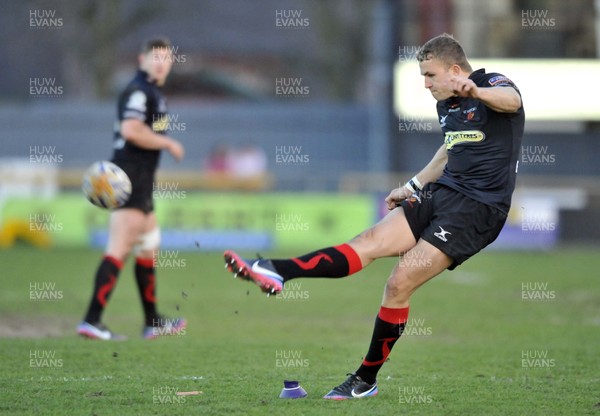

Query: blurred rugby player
<box><xmin>78</xmin><ymin>38</ymin><xmax>186</xmax><ymax>340</ymax></box>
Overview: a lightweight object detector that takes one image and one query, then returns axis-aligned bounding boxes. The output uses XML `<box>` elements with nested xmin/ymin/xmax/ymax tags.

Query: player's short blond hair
<box><xmin>417</xmin><ymin>33</ymin><xmax>472</xmax><ymax>72</ymax></box>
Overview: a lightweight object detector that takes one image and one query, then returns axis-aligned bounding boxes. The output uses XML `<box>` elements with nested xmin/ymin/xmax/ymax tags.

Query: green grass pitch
<box><xmin>1</xmin><ymin>246</ymin><xmax>599</xmax><ymax>415</ymax></box>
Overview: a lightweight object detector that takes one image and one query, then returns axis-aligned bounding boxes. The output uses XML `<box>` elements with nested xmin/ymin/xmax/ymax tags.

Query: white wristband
<box><xmin>411</xmin><ymin>176</ymin><xmax>423</xmax><ymax>191</ymax></box>
<box><xmin>404</xmin><ymin>176</ymin><xmax>422</xmax><ymax>194</ymax></box>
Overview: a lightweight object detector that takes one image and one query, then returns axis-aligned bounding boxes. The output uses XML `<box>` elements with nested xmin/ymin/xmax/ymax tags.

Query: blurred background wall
<box><xmin>1</xmin><ymin>0</ymin><xmax>599</xmax><ymax>249</ymax></box>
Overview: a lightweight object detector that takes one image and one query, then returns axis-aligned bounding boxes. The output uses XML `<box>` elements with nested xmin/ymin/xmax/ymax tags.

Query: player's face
<box><xmin>139</xmin><ymin>48</ymin><xmax>173</xmax><ymax>86</ymax></box>
<box><xmin>419</xmin><ymin>58</ymin><xmax>459</xmax><ymax>101</ymax></box>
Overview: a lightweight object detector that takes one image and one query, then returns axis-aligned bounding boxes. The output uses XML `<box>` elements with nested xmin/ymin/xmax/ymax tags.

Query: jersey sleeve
<box><xmin>121</xmin><ymin>89</ymin><xmax>148</xmax><ymax>121</ymax></box>
<box><xmin>483</xmin><ymin>73</ymin><xmax>520</xmax><ymax>94</ymax></box>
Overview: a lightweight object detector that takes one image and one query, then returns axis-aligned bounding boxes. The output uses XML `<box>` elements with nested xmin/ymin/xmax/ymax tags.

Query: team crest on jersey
<box><xmin>444</xmin><ymin>130</ymin><xmax>485</xmax><ymax>149</ymax></box>
<box><xmin>406</xmin><ymin>193</ymin><xmax>422</xmax><ymax>208</ymax></box>
<box><xmin>463</xmin><ymin>106</ymin><xmax>477</xmax><ymax>121</ymax></box>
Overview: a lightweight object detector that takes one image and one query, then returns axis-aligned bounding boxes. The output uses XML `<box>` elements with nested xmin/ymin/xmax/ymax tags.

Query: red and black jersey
<box><xmin>111</xmin><ymin>69</ymin><xmax>168</xmax><ymax>172</ymax></box>
<box><xmin>435</xmin><ymin>68</ymin><xmax>525</xmax><ymax>214</ymax></box>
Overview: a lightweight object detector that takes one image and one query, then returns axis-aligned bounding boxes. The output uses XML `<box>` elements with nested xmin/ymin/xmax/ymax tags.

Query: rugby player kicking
<box><xmin>224</xmin><ymin>33</ymin><xmax>524</xmax><ymax>399</ymax></box>
<box><xmin>78</xmin><ymin>38</ymin><xmax>186</xmax><ymax>340</ymax></box>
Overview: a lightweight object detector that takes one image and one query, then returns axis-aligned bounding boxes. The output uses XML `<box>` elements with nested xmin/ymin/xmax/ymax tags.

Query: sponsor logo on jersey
<box><xmin>444</xmin><ymin>130</ymin><xmax>485</xmax><ymax>149</ymax></box>
<box><xmin>152</xmin><ymin>114</ymin><xmax>169</xmax><ymax>132</ymax></box>
<box><xmin>488</xmin><ymin>75</ymin><xmax>514</xmax><ymax>87</ymax></box>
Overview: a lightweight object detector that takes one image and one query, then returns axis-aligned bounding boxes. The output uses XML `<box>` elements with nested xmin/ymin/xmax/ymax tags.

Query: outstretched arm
<box><xmin>385</xmin><ymin>144</ymin><xmax>447</xmax><ymax>210</ymax></box>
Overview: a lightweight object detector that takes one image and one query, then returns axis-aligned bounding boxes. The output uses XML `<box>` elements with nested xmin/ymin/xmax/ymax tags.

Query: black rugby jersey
<box><xmin>112</xmin><ymin>70</ymin><xmax>168</xmax><ymax>171</ymax></box>
<box><xmin>435</xmin><ymin>68</ymin><xmax>525</xmax><ymax>214</ymax></box>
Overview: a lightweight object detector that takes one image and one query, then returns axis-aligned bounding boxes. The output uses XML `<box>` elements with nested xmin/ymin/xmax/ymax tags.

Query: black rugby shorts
<box><xmin>112</xmin><ymin>162</ymin><xmax>155</xmax><ymax>214</ymax></box>
<box><xmin>401</xmin><ymin>183</ymin><xmax>507</xmax><ymax>270</ymax></box>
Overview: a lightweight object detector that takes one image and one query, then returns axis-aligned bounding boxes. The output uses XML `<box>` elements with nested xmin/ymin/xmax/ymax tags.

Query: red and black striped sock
<box><xmin>355</xmin><ymin>306</ymin><xmax>409</xmax><ymax>384</ymax></box>
<box><xmin>134</xmin><ymin>257</ymin><xmax>159</xmax><ymax>326</ymax></box>
<box><xmin>84</xmin><ymin>255</ymin><xmax>123</xmax><ymax>324</ymax></box>
<box><xmin>270</xmin><ymin>244</ymin><xmax>362</xmax><ymax>281</ymax></box>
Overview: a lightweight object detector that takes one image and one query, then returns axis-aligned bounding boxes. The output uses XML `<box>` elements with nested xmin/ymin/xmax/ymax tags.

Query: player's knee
<box><xmin>105</xmin><ymin>248</ymin><xmax>129</xmax><ymax>263</ymax></box>
<box><xmin>384</xmin><ymin>274</ymin><xmax>413</xmax><ymax>302</ymax></box>
<box><xmin>133</xmin><ymin>228</ymin><xmax>161</xmax><ymax>256</ymax></box>
<box><xmin>105</xmin><ymin>240</ymin><xmax>132</xmax><ymax>262</ymax></box>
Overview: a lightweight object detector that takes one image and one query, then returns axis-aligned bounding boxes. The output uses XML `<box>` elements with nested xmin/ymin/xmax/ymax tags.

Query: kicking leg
<box><xmin>273</xmin><ymin>207</ymin><xmax>416</xmax><ymax>278</ymax></box>
<box><xmin>224</xmin><ymin>207</ymin><xmax>417</xmax><ymax>294</ymax></box>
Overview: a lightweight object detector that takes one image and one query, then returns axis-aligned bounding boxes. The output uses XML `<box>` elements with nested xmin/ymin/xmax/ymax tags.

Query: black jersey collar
<box><xmin>469</xmin><ymin>68</ymin><xmax>485</xmax><ymax>79</ymax></box>
<box><xmin>136</xmin><ymin>69</ymin><xmax>158</xmax><ymax>86</ymax></box>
